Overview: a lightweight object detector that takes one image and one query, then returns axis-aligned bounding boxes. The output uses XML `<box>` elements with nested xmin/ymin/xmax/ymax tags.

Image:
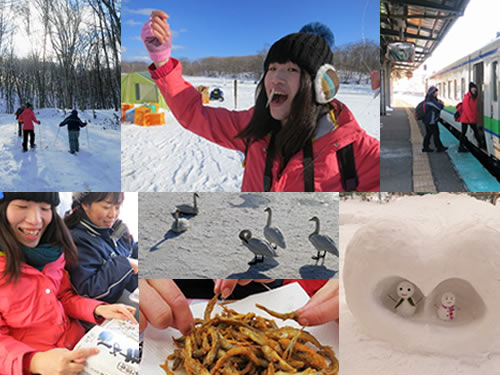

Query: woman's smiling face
<box><xmin>6</xmin><ymin>200</ymin><xmax>52</xmax><ymax>248</ymax></box>
<box><xmin>82</xmin><ymin>194</ymin><xmax>121</xmax><ymax>228</ymax></box>
<box><xmin>264</xmin><ymin>61</ymin><xmax>301</xmax><ymax>124</ymax></box>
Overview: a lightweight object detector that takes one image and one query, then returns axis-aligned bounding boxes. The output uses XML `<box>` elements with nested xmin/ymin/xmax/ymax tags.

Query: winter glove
<box><xmin>82</xmin><ymin>122</ymin><xmax>88</xmax><ymax>128</ymax></box>
<box><xmin>141</xmin><ymin>16</ymin><xmax>171</xmax><ymax>62</ymax></box>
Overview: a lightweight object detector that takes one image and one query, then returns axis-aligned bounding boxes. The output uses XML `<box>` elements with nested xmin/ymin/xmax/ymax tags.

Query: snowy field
<box><xmin>339</xmin><ymin>193</ymin><xmax>500</xmax><ymax>375</ymax></box>
<box><xmin>122</xmin><ymin>76</ymin><xmax>379</xmax><ymax>192</ymax></box>
<box><xmin>0</xmin><ymin>109</ymin><xmax>120</xmax><ymax>191</ymax></box>
<box><xmin>139</xmin><ymin>192</ymin><xmax>339</xmax><ymax>279</ymax></box>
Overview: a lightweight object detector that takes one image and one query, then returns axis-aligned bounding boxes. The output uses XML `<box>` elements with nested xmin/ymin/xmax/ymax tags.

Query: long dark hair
<box><xmin>236</xmin><ymin>69</ymin><xmax>323</xmax><ymax>173</ymax></box>
<box><xmin>0</xmin><ymin>200</ymin><xmax>78</xmax><ymax>284</ymax></box>
<box><xmin>64</xmin><ymin>192</ymin><xmax>124</xmax><ymax>229</ymax></box>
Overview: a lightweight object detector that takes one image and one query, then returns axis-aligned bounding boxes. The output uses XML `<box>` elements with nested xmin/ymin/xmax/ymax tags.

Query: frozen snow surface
<box><xmin>139</xmin><ymin>192</ymin><xmax>339</xmax><ymax>279</ymax></box>
<box><xmin>122</xmin><ymin>77</ymin><xmax>379</xmax><ymax>192</ymax></box>
<box><xmin>0</xmin><ymin>109</ymin><xmax>120</xmax><ymax>191</ymax></box>
<box><xmin>340</xmin><ymin>193</ymin><xmax>500</xmax><ymax>375</ymax></box>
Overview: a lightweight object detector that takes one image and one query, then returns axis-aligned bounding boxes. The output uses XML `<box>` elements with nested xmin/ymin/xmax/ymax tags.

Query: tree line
<box><xmin>0</xmin><ymin>0</ymin><xmax>120</xmax><ymax>113</ymax></box>
<box><xmin>122</xmin><ymin>40</ymin><xmax>380</xmax><ymax>83</ymax></box>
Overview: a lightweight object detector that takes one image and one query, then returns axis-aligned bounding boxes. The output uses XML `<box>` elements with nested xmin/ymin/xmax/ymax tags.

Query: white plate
<box><xmin>141</xmin><ymin>282</ymin><xmax>339</xmax><ymax>375</ymax></box>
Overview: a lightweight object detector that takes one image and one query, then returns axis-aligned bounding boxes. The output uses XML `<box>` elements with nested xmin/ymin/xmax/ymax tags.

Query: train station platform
<box><xmin>381</xmin><ymin>101</ymin><xmax>500</xmax><ymax>192</ymax></box>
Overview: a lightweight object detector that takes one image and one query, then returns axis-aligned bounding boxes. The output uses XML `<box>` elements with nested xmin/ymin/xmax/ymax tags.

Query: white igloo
<box><xmin>343</xmin><ymin>217</ymin><xmax>500</xmax><ymax>356</ymax></box>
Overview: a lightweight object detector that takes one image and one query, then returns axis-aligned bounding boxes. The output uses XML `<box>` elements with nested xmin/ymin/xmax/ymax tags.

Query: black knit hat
<box><xmin>0</xmin><ymin>192</ymin><xmax>60</xmax><ymax>206</ymax></box>
<box><xmin>264</xmin><ymin>32</ymin><xmax>334</xmax><ymax>79</ymax></box>
<box><xmin>263</xmin><ymin>32</ymin><xmax>338</xmax><ymax>104</ymax></box>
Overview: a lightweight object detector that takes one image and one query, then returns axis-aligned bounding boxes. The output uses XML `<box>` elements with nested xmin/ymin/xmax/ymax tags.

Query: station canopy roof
<box><xmin>381</xmin><ymin>0</ymin><xmax>471</xmax><ymax>72</ymax></box>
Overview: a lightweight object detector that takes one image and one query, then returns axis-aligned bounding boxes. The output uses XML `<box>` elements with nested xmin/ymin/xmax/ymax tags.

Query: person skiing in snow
<box><xmin>14</xmin><ymin>106</ymin><xmax>24</xmax><ymax>137</ymax></box>
<box><xmin>59</xmin><ymin>109</ymin><xmax>88</xmax><ymax>154</ymax></box>
<box><xmin>139</xmin><ymin>11</ymin><xmax>380</xmax><ymax>192</ymax></box>
<box><xmin>458</xmin><ymin>82</ymin><xmax>484</xmax><ymax>152</ymax></box>
<box><xmin>18</xmin><ymin>103</ymin><xmax>40</xmax><ymax>152</ymax></box>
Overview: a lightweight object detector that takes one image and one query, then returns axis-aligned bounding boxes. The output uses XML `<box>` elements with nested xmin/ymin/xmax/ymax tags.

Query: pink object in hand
<box><xmin>141</xmin><ymin>19</ymin><xmax>172</xmax><ymax>62</ymax></box>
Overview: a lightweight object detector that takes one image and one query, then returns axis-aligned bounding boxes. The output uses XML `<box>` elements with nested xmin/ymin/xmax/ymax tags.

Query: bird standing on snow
<box><xmin>239</xmin><ymin>229</ymin><xmax>278</xmax><ymax>265</ymax></box>
<box><xmin>176</xmin><ymin>192</ymin><xmax>199</xmax><ymax>216</ymax></box>
<box><xmin>263</xmin><ymin>207</ymin><xmax>286</xmax><ymax>250</ymax></box>
<box><xmin>308</xmin><ymin>216</ymin><xmax>338</xmax><ymax>260</ymax></box>
<box><xmin>171</xmin><ymin>209</ymin><xmax>190</xmax><ymax>233</ymax></box>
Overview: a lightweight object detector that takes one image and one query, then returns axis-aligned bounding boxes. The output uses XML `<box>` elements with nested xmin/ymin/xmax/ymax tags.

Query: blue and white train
<box><xmin>426</xmin><ymin>37</ymin><xmax>500</xmax><ymax>166</ymax></box>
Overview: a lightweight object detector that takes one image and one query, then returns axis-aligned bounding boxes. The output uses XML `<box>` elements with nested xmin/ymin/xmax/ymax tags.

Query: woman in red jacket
<box><xmin>459</xmin><ymin>82</ymin><xmax>485</xmax><ymax>152</ymax></box>
<box><xmin>18</xmin><ymin>103</ymin><xmax>41</xmax><ymax>152</ymax></box>
<box><xmin>140</xmin><ymin>11</ymin><xmax>380</xmax><ymax>192</ymax></box>
<box><xmin>0</xmin><ymin>192</ymin><xmax>137</xmax><ymax>375</ymax></box>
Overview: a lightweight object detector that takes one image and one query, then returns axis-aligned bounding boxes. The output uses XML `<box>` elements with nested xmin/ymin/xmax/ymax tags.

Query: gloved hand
<box><xmin>141</xmin><ymin>10</ymin><xmax>172</xmax><ymax>63</ymax></box>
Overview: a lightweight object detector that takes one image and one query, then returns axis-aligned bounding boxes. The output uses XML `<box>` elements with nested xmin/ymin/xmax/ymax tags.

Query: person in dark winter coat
<box><xmin>458</xmin><ymin>82</ymin><xmax>484</xmax><ymax>152</ymax></box>
<box><xmin>422</xmin><ymin>86</ymin><xmax>447</xmax><ymax>152</ymax></box>
<box><xmin>18</xmin><ymin>103</ymin><xmax>40</xmax><ymax>152</ymax></box>
<box><xmin>59</xmin><ymin>109</ymin><xmax>87</xmax><ymax>154</ymax></box>
<box><xmin>140</xmin><ymin>11</ymin><xmax>380</xmax><ymax>192</ymax></box>
<box><xmin>64</xmin><ymin>193</ymin><xmax>138</xmax><ymax>305</ymax></box>
<box><xmin>14</xmin><ymin>106</ymin><xmax>24</xmax><ymax>137</ymax></box>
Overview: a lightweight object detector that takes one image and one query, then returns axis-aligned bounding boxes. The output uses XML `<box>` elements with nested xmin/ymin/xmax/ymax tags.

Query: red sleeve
<box><xmin>148</xmin><ymin>58</ymin><xmax>254</xmax><ymax>152</ymax></box>
<box><xmin>23</xmin><ymin>352</ymin><xmax>37</xmax><ymax>375</ymax></box>
<box><xmin>283</xmin><ymin>279</ymin><xmax>329</xmax><ymax>297</ymax></box>
<box><xmin>0</xmin><ymin>313</ymin><xmax>38</xmax><ymax>375</ymax></box>
<box><xmin>57</xmin><ymin>271</ymin><xmax>105</xmax><ymax>324</ymax></box>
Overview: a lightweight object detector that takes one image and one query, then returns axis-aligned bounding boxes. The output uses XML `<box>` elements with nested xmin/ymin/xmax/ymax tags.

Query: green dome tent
<box><xmin>121</xmin><ymin>71</ymin><xmax>168</xmax><ymax>109</ymax></box>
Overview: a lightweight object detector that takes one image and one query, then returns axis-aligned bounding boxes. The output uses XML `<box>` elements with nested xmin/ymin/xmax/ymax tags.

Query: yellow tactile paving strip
<box><xmin>395</xmin><ymin>99</ymin><xmax>437</xmax><ymax>192</ymax></box>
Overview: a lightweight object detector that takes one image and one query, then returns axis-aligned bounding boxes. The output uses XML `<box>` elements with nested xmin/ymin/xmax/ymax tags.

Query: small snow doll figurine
<box><xmin>393</xmin><ymin>281</ymin><xmax>417</xmax><ymax>317</ymax></box>
<box><xmin>437</xmin><ymin>292</ymin><xmax>456</xmax><ymax>321</ymax></box>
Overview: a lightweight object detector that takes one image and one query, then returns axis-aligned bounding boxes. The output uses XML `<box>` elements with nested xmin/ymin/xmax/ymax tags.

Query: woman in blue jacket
<box><xmin>422</xmin><ymin>86</ymin><xmax>447</xmax><ymax>152</ymax></box>
<box><xmin>65</xmin><ymin>192</ymin><xmax>138</xmax><ymax>304</ymax></box>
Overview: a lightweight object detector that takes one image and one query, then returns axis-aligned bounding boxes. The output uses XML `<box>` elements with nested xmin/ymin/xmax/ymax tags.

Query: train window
<box><xmin>461</xmin><ymin>78</ymin><xmax>465</xmax><ymax>98</ymax></box>
<box><xmin>492</xmin><ymin>62</ymin><xmax>498</xmax><ymax>102</ymax></box>
<box><xmin>454</xmin><ymin>80</ymin><xmax>458</xmax><ymax>100</ymax></box>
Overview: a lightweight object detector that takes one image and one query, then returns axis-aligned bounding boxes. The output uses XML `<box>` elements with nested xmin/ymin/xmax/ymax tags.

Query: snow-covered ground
<box><xmin>0</xmin><ymin>108</ymin><xmax>120</xmax><ymax>191</ymax></box>
<box><xmin>122</xmin><ymin>76</ymin><xmax>379</xmax><ymax>192</ymax></box>
<box><xmin>339</xmin><ymin>193</ymin><xmax>500</xmax><ymax>375</ymax></box>
<box><xmin>139</xmin><ymin>192</ymin><xmax>339</xmax><ymax>279</ymax></box>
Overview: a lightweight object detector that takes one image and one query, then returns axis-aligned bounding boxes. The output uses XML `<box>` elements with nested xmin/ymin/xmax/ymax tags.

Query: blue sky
<box><xmin>122</xmin><ymin>0</ymin><xmax>379</xmax><ymax>62</ymax></box>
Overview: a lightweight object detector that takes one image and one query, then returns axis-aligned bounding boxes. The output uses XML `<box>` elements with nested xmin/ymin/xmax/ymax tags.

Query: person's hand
<box><xmin>30</xmin><ymin>347</ymin><xmax>99</xmax><ymax>375</ymax></box>
<box><xmin>141</xmin><ymin>10</ymin><xmax>171</xmax><ymax>66</ymax></box>
<box><xmin>95</xmin><ymin>304</ymin><xmax>137</xmax><ymax>324</ymax></box>
<box><xmin>139</xmin><ymin>279</ymin><xmax>193</xmax><ymax>335</ymax></box>
<box><xmin>128</xmin><ymin>258</ymin><xmax>138</xmax><ymax>274</ymax></box>
<box><xmin>213</xmin><ymin>279</ymin><xmax>276</xmax><ymax>299</ymax></box>
<box><xmin>296</xmin><ymin>279</ymin><xmax>339</xmax><ymax>326</ymax></box>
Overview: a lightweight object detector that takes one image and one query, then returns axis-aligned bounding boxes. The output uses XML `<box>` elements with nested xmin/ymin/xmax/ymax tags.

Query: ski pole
<box><xmin>86</xmin><ymin>125</ymin><xmax>90</xmax><ymax>151</ymax></box>
<box><xmin>39</xmin><ymin>124</ymin><xmax>42</xmax><ymax>149</ymax></box>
